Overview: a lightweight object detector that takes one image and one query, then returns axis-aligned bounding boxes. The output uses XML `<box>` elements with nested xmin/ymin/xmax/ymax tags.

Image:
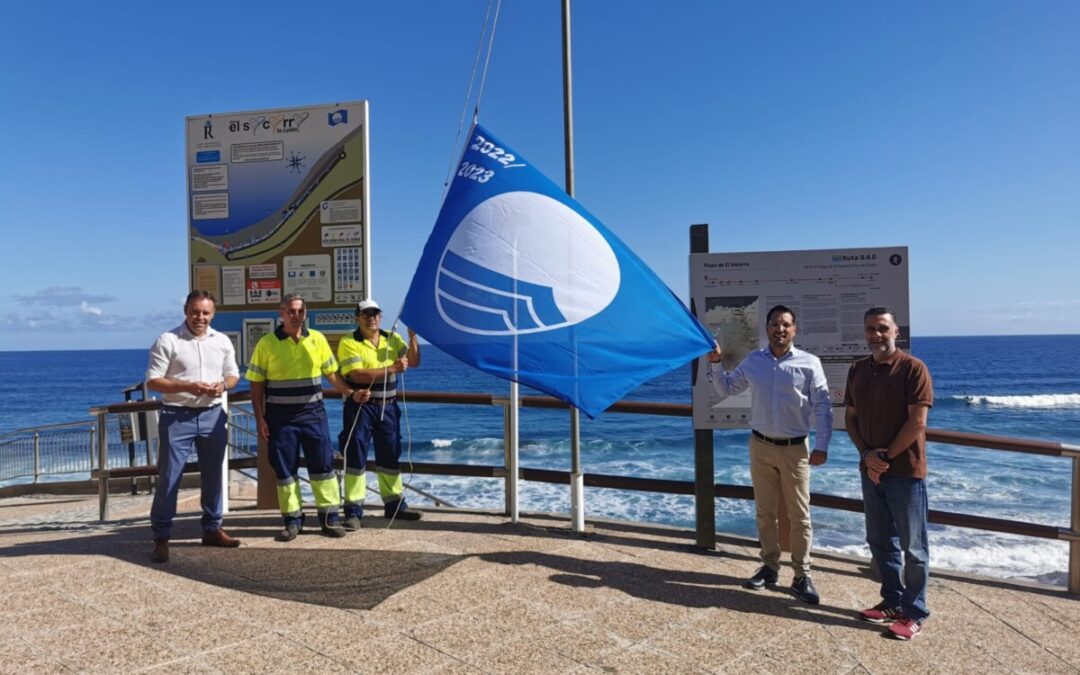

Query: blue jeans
<box><xmin>861</xmin><ymin>473</ymin><xmax>930</xmax><ymax>622</ymax></box>
<box><xmin>150</xmin><ymin>406</ymin><xmax>227</xmax><ymax>540</ymax></box>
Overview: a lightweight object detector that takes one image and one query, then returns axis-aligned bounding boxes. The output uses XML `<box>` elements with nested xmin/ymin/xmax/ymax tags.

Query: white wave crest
<box><xmin>822</xmin><ymin>533</ymin><xmax>1067</xmax><ymax>583</ymax></box>
<box><xmin>954</xmin><ymin>393</ymin><xmax>1080</xmax><ymax>408</ymax></box>
<box><xmin>430</xmin><ymin>439</ymin><xmax>455</xmax><ymax>448</ymax></box>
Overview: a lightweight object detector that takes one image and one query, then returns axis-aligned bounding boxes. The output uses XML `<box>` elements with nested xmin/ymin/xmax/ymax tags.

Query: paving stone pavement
<box><xmin>1</xmin><ymin>489</ymin><xmax>1078</xmax><ymax>674</ymax></box>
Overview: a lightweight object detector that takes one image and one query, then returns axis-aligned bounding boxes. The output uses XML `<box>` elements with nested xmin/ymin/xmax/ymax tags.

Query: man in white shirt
<box><xmin>707</xmin><ymin>304</ymin><xmax>833</xmax><ymax>604</ymax></box>
<box><xmin>146</xmin><ymin>290</ymin><xmax>240</xmax><ymax>563</ymax></box>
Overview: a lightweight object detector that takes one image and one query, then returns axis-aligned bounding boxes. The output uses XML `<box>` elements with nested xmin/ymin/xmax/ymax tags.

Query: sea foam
<box><xmin>954</xmin><ymin>393</ymin><xmax>1080</xmax><ymax>408</ymax></box>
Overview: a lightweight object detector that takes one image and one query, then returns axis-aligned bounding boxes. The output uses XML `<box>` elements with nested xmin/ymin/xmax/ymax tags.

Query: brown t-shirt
<box><xmin>844</xmin><ymin>350</ymin><xmax>933</xmax><ymax>479</ymax></box>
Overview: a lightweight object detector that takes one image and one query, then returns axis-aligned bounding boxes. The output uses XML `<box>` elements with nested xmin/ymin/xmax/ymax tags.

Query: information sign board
<box><xmin>185</xmin><ymin>101</ymin><xmax>370</xmax><ymax>359</ymax></box>
<box><xmin>690</xmin><ymin>247</ymin><xmax>910</xmax><ymax>430</ymax></box>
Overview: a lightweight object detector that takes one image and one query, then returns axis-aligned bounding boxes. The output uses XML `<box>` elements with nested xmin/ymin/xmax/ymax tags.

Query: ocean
<box><xmin>2</xmin><ymin>334</ymin><xmax>1079</xmax><ymax>584</ymax></box>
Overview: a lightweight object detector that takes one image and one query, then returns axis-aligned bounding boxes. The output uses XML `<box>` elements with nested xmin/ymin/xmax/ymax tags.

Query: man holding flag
<box><xmin>706</xmin><ymin>305</ymin><xmax>832</xmax><ymax>604</ymax></box>
<box><xmin>337</xmin><ymin>299</ymin><xmax>422</xmax><ymax>526</ymax></box>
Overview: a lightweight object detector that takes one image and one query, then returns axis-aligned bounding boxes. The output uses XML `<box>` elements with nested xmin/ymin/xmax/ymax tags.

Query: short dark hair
<box><xmin>281</xmin><ymin>293</ymin><xmax>306</xmax><ymax>309</ymax></box>
<box><xmin>864</xmin><ymin>306</ymin><xmax>896</xmax><ymax>322</ymax></box>
<box><xmin>766</xmin><ymin>304</ymin><xmax>796</xmax><ymax>324</ymax></box>
<box><xmin>185</xmin><ymin>290</ymin><xmax>216</xmax><ymax>310</ymax></box>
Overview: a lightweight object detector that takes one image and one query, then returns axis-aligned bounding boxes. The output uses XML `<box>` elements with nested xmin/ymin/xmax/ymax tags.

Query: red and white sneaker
<box><xmin>859</xmin><ymin>602</ymin><xmax>902</xmax><ymax>624</ymax></box>
<box><xmin>887</xmin><ymin>616</ymin><xmax>924</xmax><ymax>640</ymax></box>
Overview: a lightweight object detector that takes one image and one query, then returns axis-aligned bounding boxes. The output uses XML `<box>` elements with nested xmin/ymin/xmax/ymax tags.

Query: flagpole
<box><xmin>509</xmin><ymin>239</ymin><xmax>521</xmax><ymax>524</ymax></box>
<box><xmin>562</xmin><ymin>0</ymin><xmax>585</xmax><ymax>534</ymax></box>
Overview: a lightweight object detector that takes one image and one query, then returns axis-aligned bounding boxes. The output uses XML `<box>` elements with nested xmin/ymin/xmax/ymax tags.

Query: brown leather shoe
<box><xmin>201</xmin><ymin>528</ymin><xmax>241</xmax><ymax>548</ymax></box>
<box><xmin>150</xmin><ymin>539</ymin><xmax>169</xmax><ymax>563</ymax></box>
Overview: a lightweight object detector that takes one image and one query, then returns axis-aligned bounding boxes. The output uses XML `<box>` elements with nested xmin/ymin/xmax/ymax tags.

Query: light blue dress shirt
<box><xmin>708</xmin><ymin>346</ymin><xmax>833</xmax><ymax>452</ymax></box>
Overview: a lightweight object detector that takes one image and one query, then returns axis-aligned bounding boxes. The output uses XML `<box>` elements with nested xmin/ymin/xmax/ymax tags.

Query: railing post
<box><xmin>96</xmin><ymin>411</ymin><xmax>109</xmax><ymax>522</ymax></box>
<box><xmin>509</xmin><ymin>385</ymin><xmax>520</xmax><ymax>523</ymax></box>
<box><xmin>221</xmin><ymin>393</ymin><xmax>230</xmax><ymax>515</ymax></box>
<box><xmin>89</xmin><ymin>425</ymin><xmax>96</xmax><ymax>470</ymax></box>
<box><xmin>1070</xmin><ymin>456</ymin><xmax>1080</xmax><ymax>595</ymax></box>
<box><xmin>32</xmin><ymin>432</ymin><xmax>40</xmax><ymax>483</ymax></box>
<box><xmin>502</xmin><ymin>400</ymin><xmax>512</xmax><ymax>516</ymax></box>
<box><xmin>569</xmin><ymin>408</ymin><xmax>585</xmax><ymax>532</ymax></box>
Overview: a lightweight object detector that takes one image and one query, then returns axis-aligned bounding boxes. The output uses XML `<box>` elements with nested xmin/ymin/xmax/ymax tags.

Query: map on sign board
<box><xmin>186</xmin><ymin>101</ymin><xmax>370</xmax><ymax>342</ymax></box>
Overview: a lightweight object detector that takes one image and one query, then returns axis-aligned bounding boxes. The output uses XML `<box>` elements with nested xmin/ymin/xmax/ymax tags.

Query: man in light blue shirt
<box><xmin>707</xmin><ymin>304</ymin><xmax>832</xmax><ymax>604</ymax></box>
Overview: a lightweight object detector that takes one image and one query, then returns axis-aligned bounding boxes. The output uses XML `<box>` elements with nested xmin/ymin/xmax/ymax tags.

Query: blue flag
<box><xmin>402</xmin><ymin>124</ymin><xmax>714</xmax><ymax>417</ymax></box>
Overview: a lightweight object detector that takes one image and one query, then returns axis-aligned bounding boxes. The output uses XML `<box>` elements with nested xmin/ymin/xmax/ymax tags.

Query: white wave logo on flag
<box><xmin>401</xmin><ymin>123</ymin><xmax>713</xmax><ymax>417</ymax></box>
<box><xmin>435</xmin><ymin>191</ymin><xmax>620</xmax><ymax>336</ymax></box>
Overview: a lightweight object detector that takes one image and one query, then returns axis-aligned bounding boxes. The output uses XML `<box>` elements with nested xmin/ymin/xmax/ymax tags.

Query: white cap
<box><xmin>356</xmin><ymin>299</ymin><xmax>381</xmax><ymax>314</ymax></box>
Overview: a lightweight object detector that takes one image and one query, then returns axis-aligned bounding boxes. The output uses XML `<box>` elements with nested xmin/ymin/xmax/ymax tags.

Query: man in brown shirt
<box><xmin>844</xmin><ymin>306</ymin><xmax>933</xmax><ymax>641</ymax></box>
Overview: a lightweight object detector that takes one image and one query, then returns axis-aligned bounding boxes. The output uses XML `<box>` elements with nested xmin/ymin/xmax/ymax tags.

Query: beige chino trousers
<box><xmin>748</xmin><ymin>434</ymin><xmax>812</xmax><ymax>577</ymax></box>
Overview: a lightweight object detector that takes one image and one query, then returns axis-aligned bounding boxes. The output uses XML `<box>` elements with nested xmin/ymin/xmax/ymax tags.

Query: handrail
<box><xmin>0</xmin><ymin>419</ymin><xmax>95</xmax><ymax>440</ymax></box>
<box><xmin>55</xmin><ymin>387</ymin><xmax>1080</xmax><ymax>592</ymax></box>
<box><xmin>85</xmin><ymin>392</ymin><xmax>1079</xmax><ymax>459</ymax></box>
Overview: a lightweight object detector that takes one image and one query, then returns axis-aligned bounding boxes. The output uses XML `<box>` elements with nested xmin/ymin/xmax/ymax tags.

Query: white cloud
<box><xmin>14</xmin><ymin>286</ymin><xmax>115</xmax><ymax>307</ymax></box>
<box><xmin>1</xmin><ymin>286</ymin><xmax>185</xmax><ymax>336</ymax></box>
<box><xmin>6</xmin><ymin>306</ymin><xmax>176</xmax><ymax>335</ymax></box>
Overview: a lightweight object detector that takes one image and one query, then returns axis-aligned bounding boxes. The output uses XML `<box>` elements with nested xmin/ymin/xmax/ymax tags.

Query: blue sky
<box><xmin>1</xmin><ymin>1</ymin><xmax>1078</xmax><ymax>351</ymax></box>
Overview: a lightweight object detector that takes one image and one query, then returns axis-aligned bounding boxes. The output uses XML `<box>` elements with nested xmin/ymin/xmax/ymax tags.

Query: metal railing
<box><xmin>226</xmin><ymin>402</ymin><xmax>259</xmax><ymax>460</ymax></box>
<box><xmin>0</xmin><ymin>420</ymin><xmax>98</xmax><ymax>484</ymax></box>
<box><xmin>366</xmin><ymin>390</ymin><xmax>1080</xmax><ymax>594</ymax></box>
<box><xmin>6</xmin><ymin>388</ymin><xmax>1079</xmax><ymax>592</ymax></box>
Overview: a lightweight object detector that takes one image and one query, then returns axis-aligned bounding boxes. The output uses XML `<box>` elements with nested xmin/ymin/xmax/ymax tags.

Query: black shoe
<box><xmin>792</xmin><ymin>576</ymin><xmax>820</xmax><ymax>604</ymax></box>
<box><xmin>744</xmin><ymin>565</ymin><xmax>779</xmax><ymax>590</ymax></box>
<box><xmin>321</xmin><ymin>523</ymin><xmax>348</xmax><ymax>538</ymax></box>
<box><xmin>275</xmin><ymin>523</ymin><xmax>300</xmax><ymax>542</ymax></box>
<box><xmin>383</xmin><ymin>499</ymin><xmax>423</xmax><ymax>520</ymax></box>
<box><xmin>341</xmin><ymin>515</ymin><xmax>363</xmax><ymax>531</ymax></box>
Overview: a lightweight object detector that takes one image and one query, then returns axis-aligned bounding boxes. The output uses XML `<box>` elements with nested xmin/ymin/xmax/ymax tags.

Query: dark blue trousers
<box><xmin>266</xmin><ymin>404</ymin><xmax>339</xmax><ymax>526</ymax></box>
<box><xmin>150</xmin><ymin>406</ymin><xmax>227</xmax><ymax>540</ymax></box>
<box><xmin>339</xmin><ymin>398</ymin><xmax>403</xmax><ymax>517</ymax></box>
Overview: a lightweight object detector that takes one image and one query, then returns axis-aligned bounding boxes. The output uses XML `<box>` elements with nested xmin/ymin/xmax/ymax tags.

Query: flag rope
<box><xmin>443</xmin><ymin>0</ymin><xmax>503</xmax><ymax>197</ymax></box>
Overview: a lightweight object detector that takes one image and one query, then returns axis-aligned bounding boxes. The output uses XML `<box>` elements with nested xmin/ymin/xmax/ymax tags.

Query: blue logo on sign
<box><xmin>196</xmin><ymin>150</ymin><xmax>220</xmax><ymax>163</ymax></box>
<box><xmin>328</xmin><ymin>109</ymin><xmax>348</xmax><ymax>126</ymax></box>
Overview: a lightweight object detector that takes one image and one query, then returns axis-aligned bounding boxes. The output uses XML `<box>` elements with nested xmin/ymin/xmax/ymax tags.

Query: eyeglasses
<box><xmin>359</xmin><ymin>310</ymin><xmax>381</xmax><ymax>318</ymax></box>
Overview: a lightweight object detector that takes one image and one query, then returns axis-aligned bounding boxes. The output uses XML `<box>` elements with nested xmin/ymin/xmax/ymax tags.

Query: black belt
<box><xmin>752</xmin><ymin>429</ymin><xmax>806</xmax><ymax>446</ymax></box>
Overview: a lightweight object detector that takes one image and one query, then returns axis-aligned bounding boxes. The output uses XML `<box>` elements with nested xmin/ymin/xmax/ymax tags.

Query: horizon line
<box><xmin>1</xmin><ymin>333</ymin><xmax>1079</xmax><ymax>354</ymax></box>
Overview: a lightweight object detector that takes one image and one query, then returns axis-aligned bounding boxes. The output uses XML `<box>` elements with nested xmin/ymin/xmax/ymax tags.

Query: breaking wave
<box><xmin>953</xmin><ymin>393</ymin><xmax>1080</xmax><ymax>408</ymax></box>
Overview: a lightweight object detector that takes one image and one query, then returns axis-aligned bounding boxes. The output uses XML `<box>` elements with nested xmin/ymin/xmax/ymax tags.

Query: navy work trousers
<box><xmin>266</xmin><ymin>404</ymin><xmax>336</xmax><ymax>480</ymax></box>
<box><xmin>339</xmin><ymin>398</ymin><xmax>403</xmax><ymax>514</ymax></box>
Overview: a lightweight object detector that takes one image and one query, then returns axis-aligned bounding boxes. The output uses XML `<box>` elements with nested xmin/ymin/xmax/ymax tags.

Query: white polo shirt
<box><xmin>146</xmin><ymin>323</ymin><xmax>239</xmax><ymax>408</ymax></box>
